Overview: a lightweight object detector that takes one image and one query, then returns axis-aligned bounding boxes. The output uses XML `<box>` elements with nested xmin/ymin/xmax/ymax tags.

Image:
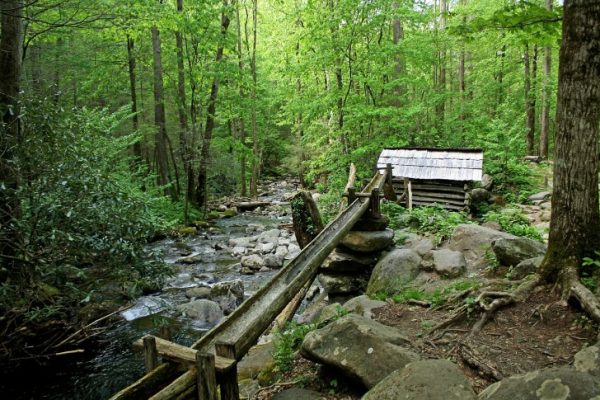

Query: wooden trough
<box><xmin>376</xmin><ymin>148</ymin><xmax>483</xmax><ymax>211</ymax></box>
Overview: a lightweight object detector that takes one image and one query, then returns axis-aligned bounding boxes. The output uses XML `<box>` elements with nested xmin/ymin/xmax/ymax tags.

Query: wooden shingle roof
<box><xmin>377</xmin><ymin>148</ymin><xmax>483</xmax><ymax>182</ymax></box>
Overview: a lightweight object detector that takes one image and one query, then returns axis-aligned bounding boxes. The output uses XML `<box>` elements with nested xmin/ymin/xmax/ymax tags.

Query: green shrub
<box><xmin>483</xmin><ymin>207</ymin><xmax>542</xmax><ymax>240</ymax></box>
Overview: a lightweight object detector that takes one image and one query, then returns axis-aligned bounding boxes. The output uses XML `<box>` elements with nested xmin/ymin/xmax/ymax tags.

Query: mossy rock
<box><xmin>193</xmin><ymin>220</ymin><xmax>210</xmax><ymax>228</ymax></box>
<box><xmin>223</xmin><ymin>208</ymin><xmax>238</xmax><ymax>218</ymax></box>
<box><xmin>177</xmin><ymin>226</ymin><xmax>198</xmax><ymax>235</ymax></box>
<box><xmin>207</xmin><ymin>211</ymin><xmax>221</xmax><ymax>220</ymax></box>
<box><xmin>37</xmin><ymin>282</ymin><xmax>61</xmax><ymax>298</ymax></box>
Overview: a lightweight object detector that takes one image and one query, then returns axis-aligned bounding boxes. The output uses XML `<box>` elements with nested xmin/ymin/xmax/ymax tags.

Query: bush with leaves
<box><xmin>1</xmin><ymin>102</ymin><xmax>172</xmax><ymax>322</ymax></box>
<box><xmin>483</xmin><ymin>207</ymin><xmax>542</xmax><ymax>240</ymax></box>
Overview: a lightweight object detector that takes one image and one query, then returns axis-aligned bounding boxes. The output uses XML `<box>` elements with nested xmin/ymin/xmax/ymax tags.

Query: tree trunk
<box><xmin>392</xmin><ymin>2</ymin><xmax>404</xmax><ymax>107</ymax></box>
<box><xmin>151</xmin><ymin>25</ymin><xmax>176</xmax><ymax>200</ymax></box>
<box><xmin>235</xmin><ymin>4</ymin><xmax>247</xmax><ymax>197</ymax></box>
<box><xmin>175</xmin><ymin>0</ymin><xmax>194</xmax><ymax>207</ymax></box>
<box><xmin>126</xmin><ymin>35</ymin><xmax>143</xmax><ymax>162</ymax></box>
<box><xmin>0</xmin><ymin>0</ymin><xmax>24</xmax><ymax>262</ymax></box>
<box><xmin>196</xmin><ymin>1</ymin><xmax>232</xmax><ymax>209</ymax></box>
<box><xmin>436</xmin><ymin>0</ymin><xmax>447</xmax><ymax>127</ymax></box>
<box><xmin>539</xmin><ymin>0</ymin><xmax>553</xmax><ymax>159</ymax></box>
<box><xmin>524</xmin><ymin>43</ymin><xmax>536</xmax><ymax>155</ymax></box>
<box><xmin>291</xmin><ymin>191</ymin><xmax>324</xmax><ymax>249</ymax></box>
<box><xmin>249</xmin><ymin>0</ymin><xmax>259</xmax><ymax>199</ymax></box>
<box><xmin>539</xmin><ymin>0</ymin><xmax>600</xmax><ymax>287</ymax></box>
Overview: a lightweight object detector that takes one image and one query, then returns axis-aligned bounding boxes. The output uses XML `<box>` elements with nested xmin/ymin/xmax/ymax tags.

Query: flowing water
<box><xmin>3</xmin><ymin>179</ymin><xmax>301</xmax><ymax>400</ymax></box>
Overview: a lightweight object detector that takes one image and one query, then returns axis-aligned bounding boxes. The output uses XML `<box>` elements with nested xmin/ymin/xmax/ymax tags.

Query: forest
<box><xmin>1</xmin><ymin>0</ymin><xmax>599</xmax><ymax>399</ymax></box>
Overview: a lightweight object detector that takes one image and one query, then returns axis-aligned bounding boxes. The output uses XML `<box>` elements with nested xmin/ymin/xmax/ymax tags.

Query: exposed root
<box><xmin>457</xmin><ymin>342</ymin><xmax>504</xmax><ymax>382</ymax></box>
<box><xmin>429</xmin><ymin>304</ymin><xmax>468</xmax><ymax>335</ymax></box>
<box><xmin>569</xmin><ymin>280</ymin><xmax>600</xmax><ymax>322</ymax></box>
<box><xmin>469</xmin><ymin>292</ymin><xmax>515</xmax><ymax>336</ymax></box>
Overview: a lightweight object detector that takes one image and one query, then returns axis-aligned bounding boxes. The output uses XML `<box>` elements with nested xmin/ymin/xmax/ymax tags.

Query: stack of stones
<box><xmin>318</xmin><ymin>213</ymin><xmax>394</xmax><ymax>296</ymax></box>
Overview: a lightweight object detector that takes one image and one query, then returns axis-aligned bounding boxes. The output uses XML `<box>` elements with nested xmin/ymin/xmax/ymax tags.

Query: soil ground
<box><xmin>251</xmin><ymin>283</ymin><xmax>598</xmax><ymax>399</ymax></box>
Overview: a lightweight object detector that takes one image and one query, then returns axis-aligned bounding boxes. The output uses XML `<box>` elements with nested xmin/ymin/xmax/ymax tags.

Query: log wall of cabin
<box><xmin>391</xmin><ymin>178</ymin><xmax>468</xmax><ymax>211</ymax></box>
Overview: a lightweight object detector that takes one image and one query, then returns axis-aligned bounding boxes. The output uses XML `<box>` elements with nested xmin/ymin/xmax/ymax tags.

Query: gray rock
<box><xmin>229</xmin><ymin>237</ymin><xmax>255</xmax><ymax>248</ymax></box>
<box><xmin>264</xmin><ymin>254</ymin><xmax>284</xmax><ymax>269</ymax></box>
<box><xmin>232</xmin><ymin>246</ymin><xmax>247</xmax><ymax>256</ymax></box>
<box><xmin>238</xmin><ymin>341</ymin><xmax>275</xmax><ymax>380</ymax></box>
<box><xmin>482</xmin><ymin>221</ymin><xmax>502</xmax><ymax>231</ymax></box>
<box><xmin>528</xmin><ymin>191</ymin><xmax>551</xmax><ymax>205</ymax></box>
<box><xmin>366</xmin><ymin>249</ymin><xmax>422</xmax><ymax>295</ymax></box>
<box><xmin>404</xmin><ymin>235</ymin><xmax>435</xmax><ymax>257</ymax></box>
<box><xmin>432</xmin><ymin>249</ymin><xmax>467</xmax><ymax>278</ymax></box>
<box><xmin>241</xmin><ymin>254</ymin><xmax>265</xmax><ymax>270</ymax></box>
<box><xmin>177</xmin><ymin>254</ymin><xmax>203</xmax><ymax>264</ymax></box>
<box><xmin>275</xmin><ymin>245</ymin><xmax>289</xmax><ymax>258</ymax></box>
<box><xmin>492</xmin><ymin>237</ymin><xmax>546</xmax><ymax>267</ymax></box>
<box><xmin>341</xmin><ymin>229</ymin><xmax>395</xmax><ymax>253</ymax></box>
<box><xmin>449</xmin><ymin>224</ymin><xmax>515</xmax><ymax>270</ymax></box>
<box><xmin>176</xmin><ymin>299</ymin><xmax>223</xmax><ymax>325</ymax></box>
<box><xmin>343</xmin><ymin>295</ymin><xmax>386</xmax><ymax>319</ymax></box>
<box><xmin>258</xmin><ymin>228</ymin><xmax>281</xmax><ymax>243</ymax></box>
<box><xmin>272</xmin><ymin>388</ymin><xmax>322</xmax><ymax>400</ymax></box>
<box><xmin>510</xmin><ymin>256</ymin><xmax>543</xmax><ymax>280</ymax></box>
<box><xmin>260</xmin><ymin>242</ymin><xmax>275</xmax><ymax>253</ymax></box>
<box><xmin>316</xmin><ymin>302</ymin><xmax>344</xmax><ymax>323</ymax></box>
<box><xmin>478</xmin><ymin>367</ymin><xmax>600</xmax><ymax>400</ymax></box>
<box><xmin>574</xmin><ymin>345</ymin><xmax>600</xmax><ymax>379</ymax></box>
<box><xmin>210</xmin><ymin>280</ymin><xmax>244</xmax><ymax>314</ymax></box>
<box><xmin>471</xmin><ymin>188</ymin><xmax>492</xmax><ymax>204</ymax></box>
<box><xmin>185</xmin><ymin>286</ymin><xmax>211</xmax><ymax>299</ymax></box>
<box><xmin>321</xmin><ymin>249</ymin><xmax>378</xmax><ymax>273</ymax></box>
<box><xmin>301</xmin><ymin>314</ymin><xmax>418</xmax><ymax>388</ymax></box>
<box><xmin>540</xmin><ymin>211</ymin><xmax>551</xmax><ymax>222</ymax></box>
<box><xmin>363</xmin><ymin>359</ymin><xmax>476</xmax><ymax>400</ymax></box>
<box><xmin>541</xmin><ymin>201</ymin><xmax>551</xmax><ymax>210</ymax></box>
<box><xmin>482</xmin><ymin>174</ymin><xmax>494</xmax><ymax>190</ymax></box>
<box><xmin>319</xmin><ymin>273</ymin><xmax>366</xmax><ymax>295</ymax></box>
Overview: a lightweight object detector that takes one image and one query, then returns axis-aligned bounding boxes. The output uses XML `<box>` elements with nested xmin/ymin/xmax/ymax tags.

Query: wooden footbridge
<box><xmin>110</xmin><ymin>170</ymin><xmax>388</xmax><ymax>400</ymax></box>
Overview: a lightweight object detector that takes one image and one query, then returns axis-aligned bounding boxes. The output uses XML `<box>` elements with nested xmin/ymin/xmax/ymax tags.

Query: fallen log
<box><xmin>232</xmin><ymin>201</ymin><xmax>271</xmax><ymax>212</ymax></box>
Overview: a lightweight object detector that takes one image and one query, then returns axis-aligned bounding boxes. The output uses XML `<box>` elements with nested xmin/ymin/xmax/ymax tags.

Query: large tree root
<box><xmin>456</xmin><ymin>342</ymin><xmax>504</xmax><ymax>382</ymax></box>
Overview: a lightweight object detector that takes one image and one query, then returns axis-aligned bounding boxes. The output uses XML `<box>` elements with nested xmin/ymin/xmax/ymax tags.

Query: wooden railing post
<box><xmin>386</xmin><ymin>163</ymin><xmax>393</xmax><ymax>185</ymax></box>
<box><xmin>348</xmin><ymin>187</ymin><xmax>356</xmax><ymax>205</ymax></box>
<box><xmin>216</xmin><ymin>341</ymin><xmax>239</xmax><ymax>400</ymax></box>
<box><xmin>369</xmin><ymin>188</ymin><xmax>381</xmax><ymax>218</ymax></box>
<box><xmin>143</xmin><ymin>336</ymin><xmax>159</xmax><ymax>373</ymax></box>
<box><xmin>197</xmin><ymin>352</ymin><xmax>217</xmax><ymax>400</ymax></box>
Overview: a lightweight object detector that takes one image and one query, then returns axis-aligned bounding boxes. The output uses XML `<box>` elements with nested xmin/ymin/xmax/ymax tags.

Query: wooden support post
<box><xmin>196</xmin><ymin>352</ymin><xmax>217</xmax><ymax>400</ymax></box>
<box><xmin>348</xmin><ymin>187</ymin><xmax>356</xmax><ymax>205</ymax></box>
<box><xmin>216</xmin><ymin>342</ymin><xmax>239</xmax><ymax>400</ymax></box>
<box><xmin>143</xmin><ymin>336</ymin><xmax>159</xmax><ymax>373</ymax></box>
<box><xmin>369</xmin><ymin>188</ymin><xmax>381</xmax><ymax>218</ymax></box>
<box><xmin>158</xmin><ymin>325</ymin><xmax>171</xmax><ymax>341</ymax></box>
<box><xmin>386</xmin><ymin>163</ymin><xmax>393</xmax><ymax>185</ymax></box>
<box><xmin>407</xmin><ymin>180</ymin><xmax>413</xmax><ymax>211</ymax></box>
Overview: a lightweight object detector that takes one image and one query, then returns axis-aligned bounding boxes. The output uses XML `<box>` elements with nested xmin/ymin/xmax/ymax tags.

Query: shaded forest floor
<box><xmin>253</xmin><ymin>284</ymin><xmax>597</xmax><ymax>399</ymax></box>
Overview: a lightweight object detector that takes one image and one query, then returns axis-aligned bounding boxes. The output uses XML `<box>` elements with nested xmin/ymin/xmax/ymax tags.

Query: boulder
<box><xmin>319</xmin><ymin>273</ymin><xmax>366</xmax><ymax>295</ymax></box>
<box><xmin>210</xmin><ymin>280</ymin><xmax>244</xmax><ymax>315</ymax></box>
<box><xmin>264</xmin><ymin>254</ymin><xmax>284</xmax><ymax>269</ymax></box>
<box><xmin>432</xmin><ymin>249</ymin><xmax>467</xmax><ymax>278</ymax></box>
<box><xmin>352</xmin><ymin>216</ymin><xmax>390</xmax><ymax>231</ymax></box>
<box><xmin>301</xmin><ymin>314</ymin><xmax>418</xmax><ymax>388</ymax></box>
<box><xmin>343</xmin><ymin>295</ymin><xmax>386</xmax><ymax>319</ymax></box>
<box><xmin>275</xmin><ymin>245</ymin><xmax>289</xmax><ymax>258</ymax></box>
<box><xmin>471</xmin><ymin>188</ymin><xmax>492</xmax><ymax>204</ymax></box>
<box><xmin>449</xmin><ymin>224</ymin><xmax>515</xmax><ymax>270</ymax></box>
<box><xmin>478</xmin><ymin>367</ymin><xmax>600</xmax><ymax>400</ymax></box>
<box><xmin>260</xmin><ymin>242</ymin><xmax>275</xmax><ymax>253</ymax></box>
<box><xmin>177</xmin><ymin>254</ymin><xmax>203</xmax><ymax>264</ymax></box>
<box><xmin>403</xmin><ymin>235</ymin><xmax>435</xmax><ymax>257</ymax></box>
<box><xmin>316</xmin><ymin>302</ymin><xmax>344</xmax><ymax>324</ymax></box>
<box><xmin>232</xmin><ymin>246</ymin><xmax>247</xmax><ymax>256</ymax></box>
<box><xmin>341</xmin><ymin>229</ymin><xmax>395</xmax><ymax>253</ymax></box>
<box><xmin>363</xmin><ymin>359</ymin><xmax>476</xmax><ymax>400</ymax></box>
<box><xmin>272</xmin><ymin>388</ymin><xmax>322</xmax><ymax>400</ymax></box>
<box><xmin>320</xmin><ymin>249</ymin><xmax>378</xmax><ymax>273</ymax></box>
<box><xmin>241</xmin><ymin>254</ymin><xmax>265</xmax><ymax>270</ymax></box>
<box><xmin>229</xmin><ymin>237</ymin><xmax>255</xmax><ymax>248</ymax></box>
<box><xmin>482</xmin><ymin>221</ymin><xmax>502</xmax><ymax>231</ymax></box>
<box><xmin>237</xmin><ymin>341</ymin><xmax>275</xmax><ymax>380</ymax></box>
<box><xmin>574</xmin><ymin>345</ymin><xmax>600</xmax><ymax>379</ymax></box>
<box><xmin>258</xmin><ymin>228</ymin><xmax>281</xmax><ymax>243</ymax></box>
<box><xmin>482</xmin><ymin>174</ymin><xmax>494</xmax><ymax>190</ymax></box>
<box><xmin>286</xmin><ymin>244</ymin><xmax>301</xmax><ymax>259</ymax></box>
<box><xmin>185</xmin><ymin>286</ymin><xmax>211</xmax><ymax>299</ymax></box>
<box><xmin>176</xmin><ymin>299</ymin><xmax>223</xmax><ymax>326</ymax></box>
<box><xmin>491</xmin><ymin>237</ymin><xmax>546</xmax><ymax>267</ymax></box>
<box><xmin>366</xmin><ymin>249</ymin><xmax>422</xmax><ymax>295</ymax></box>
<box><xmin>528</xmin><ymin>191</ymin><xmax>551</xmax><ymax>205</ymax></box>
<box><xmin>509</xmin><ymin>256</ymin><xmax>543</xmax><ymax>280</ymax></box>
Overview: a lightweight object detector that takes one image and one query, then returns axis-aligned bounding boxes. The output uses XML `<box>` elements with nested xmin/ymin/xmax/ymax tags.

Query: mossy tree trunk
<box><xmin>539</xmin><ymin>0</ymin><xmax>600</xmax><ymax>297</ymax></box>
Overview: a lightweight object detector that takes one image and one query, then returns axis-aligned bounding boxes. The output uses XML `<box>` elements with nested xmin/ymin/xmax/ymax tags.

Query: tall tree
<box><xmin>524</xmin><ymin>43</ymin><xmax>536</xmax><ymax>155</ymax></box>
<box><xmin>126</xmin><ymin>35</ymin><xmax>143</xmax><ymax>162</ymax></box>
<box><xmin>249</xmin><ymin>0</ymin><xmax>259</xmax><ymax>199</ymax></box>
<box><xmin>151</xmin><ymin>24</ymin><xmax>176</xmax><ymax>200</ymax></box>
<box><xmin>539</xmin><ymin>0</ymin><xmax>600</xmax><ymax>316</ymax></box>
<box><xmin>0</xmin><ymin>0</ymin><xmax>24</xmax><ymax>261</ymax></box>
<box><xmin>539</xmin><ymin>0</ymin><xmax>553</xmax><ymax>159</ymax></box>
<box><xmin>196</xmin><ymin>0</ymin><xmax>232</xmax><ymax>209</ymax></box>
<box><xmin>235</xmin><ymin>3</ymin><xmax>247</xmax><ymax>197</ymax></box>
<box><xmin>392</xmin><ymin>1</ymin><xmax>404</xmax><ymax>107</ymax></box>
<box><xmin>175</xmin><ymin>0</ymin><xmax>194</xmax><ymax>208</ymax></box>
